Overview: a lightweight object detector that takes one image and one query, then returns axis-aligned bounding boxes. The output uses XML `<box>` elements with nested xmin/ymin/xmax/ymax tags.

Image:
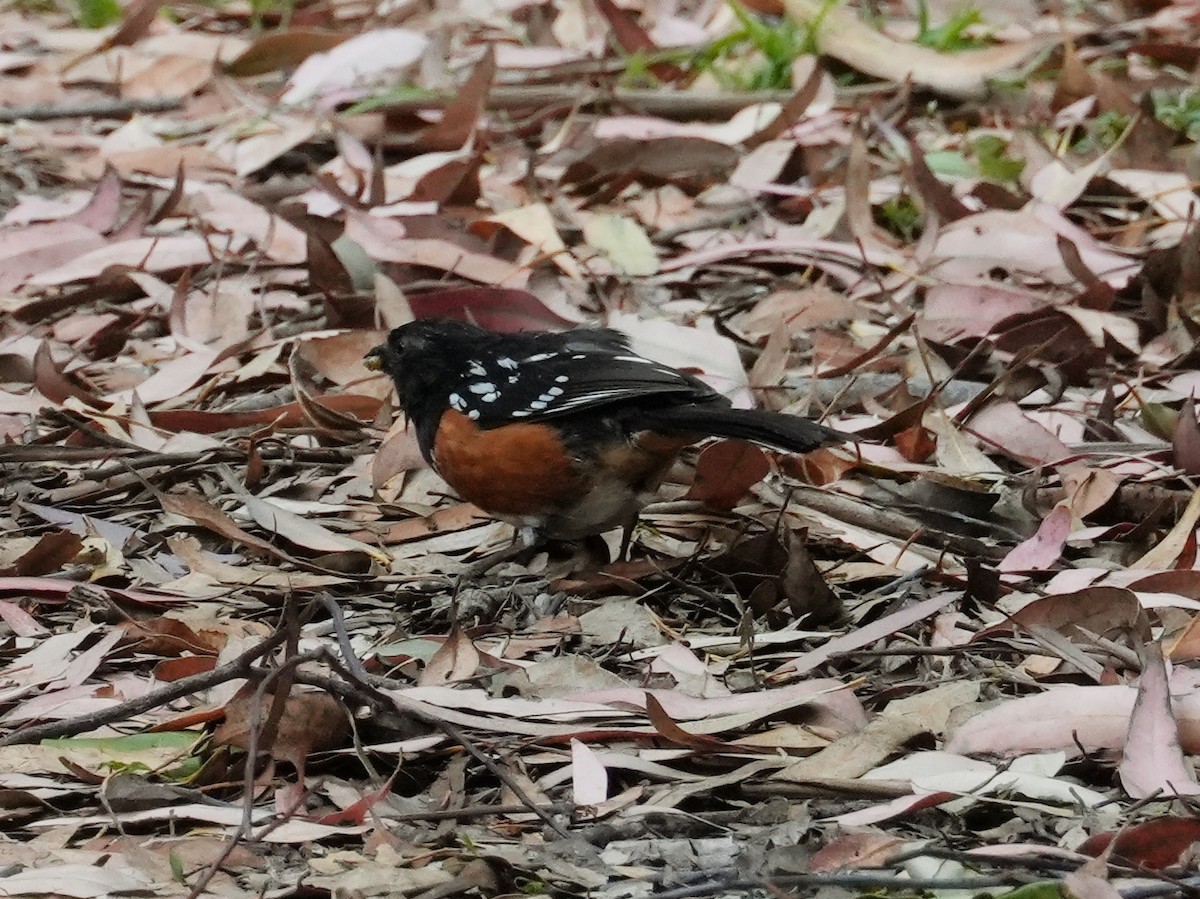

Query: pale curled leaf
<box><xmin>1133</xmin><ymin>487</ymin><xmax>1200</xmax><ymax>569</ymax></box>
<box><xmin>0</xmin><ymin>863</ymin><xmax>154</xmax><ymax>897</ymax></box>
<box><xmin>282</xmin><ymin>28</ymin><xmax>428</xmax><ymax>104</ymax></box>
<box><xmin>241</xmin><ymin>495</ymin><xmax>389</xmax><ymax>564</ymax></box>
<box><xmin>581</xmin><ymin>213</ymin><xmax>658</xmax><ymax>276</ymax></box>
<box><xmin>781</xmin><ymin>0</ymin><xmax>1053</xmax><ymax>99</ymax></box>
<box><xmin>571</xmin><ymin>738</ymin><xmax>609</xmax><ymax>806</ymax></box>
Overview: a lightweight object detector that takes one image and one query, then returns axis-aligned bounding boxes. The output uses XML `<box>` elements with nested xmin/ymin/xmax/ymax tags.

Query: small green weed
<box><xmin>686</xmin><ymin>0</ymin><xmax>816</xmax><ymax>91</ymax></box>
<box><xmin>343</xmin><ymin>85</ymin><xmax>439</xmax><ymax>116</ymax></box>
<box><xmin>876</xmin><ymin>193</ymin><xmax>923</xmax><ymax>242</ymax></box>
<box><xmin>74</xmin><ymin>0</ymin><xmax>121</xmax><ymax>28</ymax></box>
<box><xmin>972</xmin><ymin>135</ymin><xmax>1024</xmax><ymax>183</ymax></box>
<box><xmin>1074</xmin><ymin>110</ymin><xmax>1133</xmax><ymax>153</ymax></box>
<box><xmin>914</xmin><ymin>0</ymin><xmax>989</xmax><ymax>52</ymax></box>
<box><xmin>1153</xmin><ymin>88</ymin><xmax>1200</xmax><ymax>140</ymax></box>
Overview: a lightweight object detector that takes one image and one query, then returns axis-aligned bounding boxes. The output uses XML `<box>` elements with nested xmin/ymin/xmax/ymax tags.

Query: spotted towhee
<box><xmin>365</xmin><ymin>319</ymin><xmax>844</xmax><ymax>552</ymax></box>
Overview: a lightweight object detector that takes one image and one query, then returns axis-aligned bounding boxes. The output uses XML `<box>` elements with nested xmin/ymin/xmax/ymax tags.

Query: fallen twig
<box><xmin>0</xmin><ymin>96</ymin><xmax>184</xmax><ymax>122</ymax></box>
<box><xmin>0</xmin><ymin>628</ymin><xmax>289</xmax><ymax>747</ymax></box>
<box><xmin>317</xmin><ymin>593</ymin><xmax>572</xmax><ymax>838</ymax></box>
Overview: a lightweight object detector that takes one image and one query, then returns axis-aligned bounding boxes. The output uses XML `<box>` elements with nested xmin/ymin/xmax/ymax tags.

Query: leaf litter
<box><xmin>1</xmin><ymin>0</ymin><xmax>1200</xmax><ymax>896</ymax></box>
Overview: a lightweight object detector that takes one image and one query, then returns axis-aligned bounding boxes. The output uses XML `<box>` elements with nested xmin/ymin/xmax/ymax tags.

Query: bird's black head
<box><xmin>366</xmin><ymin>318</ymin><xmax>496</xmax><ymax>406</ymax></box>
<box><xmin>365</xmin><ymin>319</ymin><xmax>499</xmax><ymax>455</ymax></box>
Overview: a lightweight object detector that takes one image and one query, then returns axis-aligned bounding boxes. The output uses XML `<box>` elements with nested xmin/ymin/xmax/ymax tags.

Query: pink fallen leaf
<box><xmin>1173</xmin><ymin>396</ymin><xmax>1200</xmax><ymax>476</ymax></box>
<box><xmin>0</xmin><ymin>222</ymin><xmax>106</xmax><ymax>293</ymax></box>
<box><xmin>948</xmin><ymin>687</ymin><xmax>1127</xmax><ymax>756</ymax></box>
<box><xmin>2</xmin><ymin>625</ymin><xmax>101</xmax><ymax>689</ymax></box>
<box><xmin>2</xmin><ymin>191</ymin><xmax>93</xmax><ymax>227</ymax></box>
<box><xmin>835</xmin><ymin>752</ymin><xmax>1107</xmax><ymax>826</ymax></box>
<box><xmin>60</xmin><ymin>628</ymin><xmax>125</xmax><ymax>689</ymax></box>
<box><xmin>65</xmin><ymin>165</ymin><xmax>125</xmax><ymax>233</ymax></box>
<box><xmin>609</xmin><ymin>312</ymin><xmax>752</xmax><ymax>403</ymax></box>
<box><xmin>190</xmin><ymin>188</ymin><xmax>307</xmax><ymax>264</ymax></box>
<box><xmin>946</xmin><ymin>681</ymin><xmax>1200</xmax><ymax>757</ymax></box>
<box><xmin>123</xmin><ymin>55</ymin><xmax>213</xmax><ymax>101</ymax></box>
<box><xmin>810</xmin><ymin>831</ymin><xmax>907</xmax><ymax>871</ymax></box>
<box><xmin>830</xmin><ymin>791</ymin><xmax>957</xmax><ymax>827</ymax></box>
<box><xmin>0</xmin><ymin>576</ymin><xmax>182</xmax><ymax>606</ymax></box>
<box><xmin>28</xmin><ymin>233</ymin><xmax>248</xmax><ymax>286</ymax></box>
<box><xmin>0</xmin><ymin>865</ymin><xmax>153</xmax><ymax>896</ymax></box>
<box><xmin>919</xmin><ymin>284</ymin><xmax>1047</xmax><ymax>342</ymax></box>
<box><xmin>967</xmin><ymin>400</ymin><xmax>1072</xmax><ymax>467</ymax></box>
<box><xmin>931</xmin><ymin>209</ymin><xmax>1136</xmax><ymax>288</ymax></box>
<box><xmin>345</xmin><ymin>213</ymin><xmax>528</xmax><ymax>287</ymax></box>
<box><xmin>1118</xmin><ymin>642</ymin><xmax>1200</xmax><ymax>797</ymax></box>
<box><xmin>5</xmin><ymin>683</ymin><xmax>125</xmax><ymax>723</ymax></box>
<box><xmin>998</xmin><ymin>503</ymin><xmax>1072</xmax><ymax>572</ymax></box>
<box><xmin>0</xmin><ymin>600</ymin><xmax>48</xmax><ymax>637</ymax></box>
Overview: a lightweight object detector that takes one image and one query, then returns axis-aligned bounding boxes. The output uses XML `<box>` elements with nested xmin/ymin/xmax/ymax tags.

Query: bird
<box><xmin>365</xmin><ymin>319</ymin><xmax>845</xmax><ymax>560</ymax></box>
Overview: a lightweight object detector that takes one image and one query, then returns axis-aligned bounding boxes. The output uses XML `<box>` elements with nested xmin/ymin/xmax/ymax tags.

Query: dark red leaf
<box><xmin>685</xmin><ymin>439</ymin><xmax>770</xmax><ymax>510</ymax></box>
<box><xmin>408</xmin><ymin>288</ymin><xmax>577</xmax><ymax>331</ymax></box>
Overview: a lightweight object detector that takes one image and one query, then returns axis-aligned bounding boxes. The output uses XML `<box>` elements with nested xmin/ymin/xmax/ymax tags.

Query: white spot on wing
<box><xmin>481</xmin><ymin>392</ymin><xmax>499</xmax><ymax>403</ymax></box>
<box><xmin>524</xmin><ymin>352</ymin><xmax>558</xmax><ymax>363</ymax></box>
<box><xmin>497</xmin><ymin>356</ymin><xmax>518</xmax><ymax>369</ymax></box>
<box><xmin>555</xmin><ymin>375</ymin><xmax>569</xmax><ymax>383</ymax></box>
<box><xmin>448</xmin><ymin>392</ymin><xmax>466</xmax><ymax>410</ymax></box>
<box><xmin>529</xmin><ymin>400</ymin><xmax>547</xmax><ymax>410</ymax></box>
<box><xmin>468</xmin><ymin>381</ymin><xmax>497</xmax><ymax>394</ymax></box>
<box><xmin>467</xmin><ymin>361</ymin><xmax>487</xmax><ymax>376</ymax></box>
<box><xmin>511</xmin><ymin>409</ymin><xmax>530</xmax><ymax>417</ymax></box>
<box><xmin>547</xmin><ymin>386</ymin><xmax>563</xmax><ymax>396</ymax></box>
<box><xmin>615</xmin><ymin>355</ymin><xmax>656</xmax><ymax>364</ymax></box>
<box><xmin>467</xmin><ymin>409</ymin><xmax>480</xmax><ymax>420</ymax></box>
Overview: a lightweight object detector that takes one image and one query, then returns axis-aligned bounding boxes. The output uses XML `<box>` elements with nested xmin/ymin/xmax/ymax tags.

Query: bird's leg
<box><xmin>616</xmin><ymin>515</ymin><xmax>638</xmax><ymax>562</ymax></box>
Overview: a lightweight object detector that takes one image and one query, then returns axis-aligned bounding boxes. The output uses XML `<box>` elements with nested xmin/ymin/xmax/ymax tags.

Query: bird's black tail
<box><xmin>639</xmin><ymin>405</ymin><xmax>846</xmax><ymax>453</ymax></box>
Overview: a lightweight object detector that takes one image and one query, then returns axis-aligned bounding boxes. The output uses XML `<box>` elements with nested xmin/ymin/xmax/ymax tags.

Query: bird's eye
<box><xmin>396</xmin><ymin>329</ymin><xmax>431</xmax><ymax>354</ymax></box>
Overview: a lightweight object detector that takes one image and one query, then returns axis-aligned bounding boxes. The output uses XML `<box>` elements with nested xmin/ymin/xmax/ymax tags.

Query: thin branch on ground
<box><xmin>0</xmin><ymin>628</ymin><xmax>290</xmax><ymax>747</ymax></box>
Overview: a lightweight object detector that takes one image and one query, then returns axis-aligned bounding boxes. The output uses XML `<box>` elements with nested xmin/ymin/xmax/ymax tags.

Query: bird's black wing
<box><xmin>443</xmin><ymin>330</ymin><xmax>722</xmax><ymax>427</ymax></box>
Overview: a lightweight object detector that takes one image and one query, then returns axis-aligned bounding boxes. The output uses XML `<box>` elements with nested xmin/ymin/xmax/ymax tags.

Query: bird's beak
<box><xmin>364</xmin><ymin>346</ymin><xmax>386</xmax><ymax>372</ymax></box>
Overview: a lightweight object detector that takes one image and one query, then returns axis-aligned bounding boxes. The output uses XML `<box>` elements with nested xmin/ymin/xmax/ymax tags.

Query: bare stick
<box><xmin>0</xmin><ymin>96</ymin><xmax>184</xmax><ymax>122</ymax></box>
<box><xmin>0</xmin><ymin>629</ymin><xmax>289</xmax><ymax>747</ymax></box>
